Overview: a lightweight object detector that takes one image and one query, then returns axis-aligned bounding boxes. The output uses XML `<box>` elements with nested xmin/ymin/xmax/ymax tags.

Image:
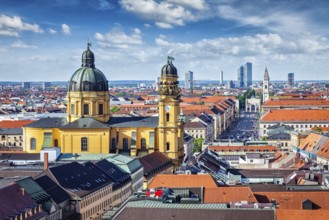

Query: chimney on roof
<box><xmin>44</xmin><ymin>152</ymin><xmax>49</xmax><ymax>170</ymax></box>
<box><xmin>19</xmin><ymin>187</ymin><xmax>25</xmax><ymax>196</ymax></box>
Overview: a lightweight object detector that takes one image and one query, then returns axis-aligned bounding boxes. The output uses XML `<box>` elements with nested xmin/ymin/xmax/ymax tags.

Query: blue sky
<box><xmin>0</xmin><ymin>0</ymin><xmax>328</xmax><ymax>81</ymax></box>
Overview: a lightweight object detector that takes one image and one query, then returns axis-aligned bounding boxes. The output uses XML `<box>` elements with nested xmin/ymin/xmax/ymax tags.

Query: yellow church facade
<box><xmin>23</xmin><ymin>45</ymin><xmax>184</xmax><ymax>165</ymax></box>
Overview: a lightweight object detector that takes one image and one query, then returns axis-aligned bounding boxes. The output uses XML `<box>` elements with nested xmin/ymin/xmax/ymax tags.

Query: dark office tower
<box><xmin>288</xmin><ymin>73</ymin><xmax>294</xmax><ymax>86</ymax></box>
<box><xmin>42</xmin><ymin>82</ymin><xmax>51</xmax><ymax>90</ymax></box>
<box><xmin>22</xmin><ymin>82</ymin><xmax>31</xmax><ymax>89</ymax></box>
<box><xmin>237</xmin><ymin>66</ymin><xmax>244</xmax><ymax>87</ymax></box>
<box><xmin>237</xmin><ymin>62</ymin><xmax>252</xmax><ymax>88</ymax></box>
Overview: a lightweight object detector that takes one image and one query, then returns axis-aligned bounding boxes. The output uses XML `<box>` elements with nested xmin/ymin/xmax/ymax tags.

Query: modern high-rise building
<box><xmin>220</xmin><ymin>71</ymin><xmax>223</xmax><ymax>85</ymax></box>
<box><xmin>288</xmin><ymin>73</ymin><xmax>294</xmax><ymax>86</ymax></box>
<box><xmin>185</xmin><ymin>71</ymin><xmax>193</xmax><ymax>92</ymax></box>
<box><xmin>42</xmin><ymin>82</ymin><xmax>51</xmax><ymax>90</ymax></box>
<box><xmin>22</xmin><ymin>82</ymin><xmax>31</xmax><ymax>89</ymax></box>
<box><xmin>237</xmin><ymin>62</ymin><xmax>252</xmax><ymax>88</ymax></box>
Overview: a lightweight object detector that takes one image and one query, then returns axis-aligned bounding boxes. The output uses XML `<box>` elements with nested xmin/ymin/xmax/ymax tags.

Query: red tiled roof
<box><xmin>263</xmin><ymin>99</ymin><xmax>329</xmax><ymax>107</ymax></box>
<box><xmin>317</xmin><ymin>139</ymin><xmax>329</xmax><ymax>159</ymax></box>
<box><xmin>208</xmin><ymin>145</ymin><xmax>279</xmax><ymax>153</ymax></box>
<box><xmin>148</xmin><ymin>174</ymin><xmax>218</xmax><ymax>189</ymax></box>
<box><xmin>0</xmin><ymin>120</ymin><xmax>35</xmax><ymax>128</ymax></box>
<box><xmin>204</xmin><ymin>187</ymin><xmax>257</xmax><ymax>203</ymax></box>
<box><xmin>260</xmin><ymin>109</ymin><xmax>329</xmax><ymax>122</ymax></box>
<box><xmin>277</xmin><ymin>210</ymin><xmax>329</xmax><ymax>220</ymax></box>
<box><xmin>254</xmin><ymin>191</ymin><xmax>329</xmax><ymax>210</ymax></box>
<box><xmin>298</xmin><ymin>133</ymin><xmax>324</xmax><ymax>152</ymax></box>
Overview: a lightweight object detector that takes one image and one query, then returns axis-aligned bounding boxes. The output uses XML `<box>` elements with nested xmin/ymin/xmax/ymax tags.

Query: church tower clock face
<box><xmin>165</xmin><ymin>105</ymin><xmax>171</xmax><ymax>112</ymax></box>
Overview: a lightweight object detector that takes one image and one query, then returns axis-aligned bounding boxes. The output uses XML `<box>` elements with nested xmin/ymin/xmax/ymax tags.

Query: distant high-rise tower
<box><xmin>237</xmin><ymin>62</ymin><xmax>252</xmax><ymax>88</ymax></box>
<box><xmin>155</xmin><ymin>77</ymin><xmax>160</xmax><ymax>91</ymax></box>
<box><xmin>220</xmin><ymin>71</ymin><xmax>223</xmax><ymax>85</ymax></box>
<box><xmin>22</xmin><ymin>82</ymin><xmax>31</xmax><ymax>89</ymax></box>
<box><xmin>288</xmin><ymin>73</ymin><xmax>294</xmax><ymax>87</ymax></box>
<box><xmin>185</xmin><ymin>71</ymin><xmax>193</xmax><ymax>92</ymax></box>
<box><xmin>42</xmin><ymin>82</ymin><xmax>51</xmax><ymax>90</ymax></box>
<box><xmin>263</xmin><ymin>67</ymin><xmax>270</xmax><ymax>103</ymax></box>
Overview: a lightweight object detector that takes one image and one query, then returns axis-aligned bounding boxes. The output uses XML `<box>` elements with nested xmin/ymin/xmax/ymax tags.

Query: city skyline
<box><xmin>0</xmin><ymin>0</ymin><xmax>329</xmax><ymax>81</ymax></box>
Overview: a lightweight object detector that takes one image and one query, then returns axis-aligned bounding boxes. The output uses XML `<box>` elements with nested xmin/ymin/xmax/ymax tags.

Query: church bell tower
<box><xmin>158</xmin><ymin>56</ymin><xmax>184</xmax><ymax>166</ymax></box>
<box><xmin>263</xmin><ymin>67</ymin><xmax>270</xmax><ymax>103</ymax></box>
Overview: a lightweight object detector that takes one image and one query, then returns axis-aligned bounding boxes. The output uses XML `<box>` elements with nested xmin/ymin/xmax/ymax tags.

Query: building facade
<box><xmin>23</xmin><ymin>45</ymin><xmax>184</xmax><ymax>166</ymax></box>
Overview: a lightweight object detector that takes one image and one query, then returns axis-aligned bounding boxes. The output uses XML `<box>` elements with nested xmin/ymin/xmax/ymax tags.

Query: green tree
<box><xmin>314</xmin><ymin>126</ymin><xmax>322</xmax><ymax>133</ymax></box>
<box><xmin>261</xmin><ymin>136</ymin><xmax>267</xmax><ymax>141</ymax></box>
<box><xmin>193</xmin><ymin>138</ymin><xmax>204</xmax><ymax>153</ymax></box>
<box><xmin>110</xmin><ymin>106</ymin><xmax>120</xmax><ymax>113</ymax></box>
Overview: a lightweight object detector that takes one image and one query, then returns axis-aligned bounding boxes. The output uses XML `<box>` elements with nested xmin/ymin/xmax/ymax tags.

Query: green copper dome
<box><xmin>68</xmin><ymin>44</ymin><xmax>108</xmax><ymax>92</ymax></box>
<box><xmin>161</xmin><ymin>56</ymin><xmax>177</xmax><ymax>76</ymax></box>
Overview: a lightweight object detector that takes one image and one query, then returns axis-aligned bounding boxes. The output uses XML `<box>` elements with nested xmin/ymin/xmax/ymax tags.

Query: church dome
<box><xmin>68</xmin><ymin>44</ymin><xmax>108</xmax><ymax>92</ymax></box>
<box><xmin>161</xmin><ymin>56</ymin><xmax>177</xmax><ymax>76</ymax></box>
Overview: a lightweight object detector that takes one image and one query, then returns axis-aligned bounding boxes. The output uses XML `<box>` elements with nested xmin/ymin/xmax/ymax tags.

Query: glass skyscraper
<box><xmin>237</xmin><ymin>62</ymin><xmax>252</xmax><ymax>88</ymax></box>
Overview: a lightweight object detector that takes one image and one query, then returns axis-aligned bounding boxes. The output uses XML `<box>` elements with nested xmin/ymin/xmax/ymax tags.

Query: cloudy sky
<box><xmin>0</xmin><ymin>0</ymin><xmax>328</xmax><ymax>82</ymax></box>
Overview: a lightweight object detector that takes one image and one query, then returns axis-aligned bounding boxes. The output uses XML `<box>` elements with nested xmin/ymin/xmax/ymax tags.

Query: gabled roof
<box><xmin>47</xmin><ymin>161</ymin><xmax>113</xmax><ymax>197</ymax></box>
<box><xmin>0</xmin><ymin>120</ymin><xmax>34</xmax><ymax>128</ymax></box>
<box><xmin>95</xmin><ymin>159</ymin><xmax>131</xmax><ymax>183</ymax></box>
<box><xmin>17</xmin><ymin>177</ymin><xmax>51</xmax><ymax>203</ymax></box>
<box><xmin>0</xmin><ymin>183</ymin><xmax>47</xmax><ymax>220</ymax></box>
<box><xmin>260</xmin><ymin>109</ymin><xmax>329</xmax><ymax>122</ymax></box>
<box><xmin>204</xmin><ymin>187</ymin><xmax>257</xmax><ymax>203</ymax></box>
<box><xmin>267</xmin><ymin>132</ymin><xmax>291</xmax><ymax>140</ymax></box>
<box><xmin>35</xmin><ymin>175</ymin><xmax>70</xmax><ymax>204</ymax></box>
<box><xmin>0</xmin><ymin>127</ymin><xmax>22</xmax><ymax>135</ymax></box>
<box><xmin>61</xmin><ymin>117</ymin><xmax>108</xmax><ymax>129</ymax></box>
<box><xmin>138</xmin><ymin>152</ymin><xmax>172</xmax><ymax>177</ymax></box>
<box><xmin>316</xmin><ymin>138</ymin><xmax>329</xmax><ymax>159</ymax></box>
<box><xmin>263</xmin><ymin>99</ymin><xmax>329</xmax><ymax>107</ymax></box>
<box><xmin>108</xmin><ymin>116</ymin><xmax>158</xmax><ymax>128</ymax></box>
<box><xmin>148</xmin><ymin>174</ymin><xmax>218</xmax><ymax>189</ymax></box>
<box><xmin>24</xmin><ymin>117</ymin><xmax>67</xmax><ymax>128</ymax></box>
<box><xmin>254</xmin><ymin>191</ymin><xmax>329</xmax><ymax>210</ymax></box>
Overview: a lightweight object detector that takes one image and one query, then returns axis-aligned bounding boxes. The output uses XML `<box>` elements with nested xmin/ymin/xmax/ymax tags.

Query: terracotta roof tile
<box><xmin>260</xmin><ymin>109</ymin><xmax>329</xmax><ymax>122</ymax></box>
<box><xmin>254</xmin><ymin>191</ymin><xmax>329</xmax><ymax>210</ymax></box>
<box><xmin>209</xmin><ymin>145</ymin><xmax>279</xmax><ymax>153</ymax></box>
<box><xmin>277</xmin><ymin>210</ymin><xmax>329</xmax><ymax>220</ymax></box>
<box><xmin>0</xmin><ymin>120</ymin><xmax>35</xmax><ymax>128</ymax></box>
<box><xmin>263</xmin><ymin>99</ymin><xmax>329</xmax><ymax>107</ymax></box>
<box><xmin>317</xmin><ymin>139</ymin><xmax>329</xmax><ymax>159</ymax></box>
<box><xmin>148</xmin><ymin>174</ymin><xmax>218</xmax><ymax>189</ymax></box>
<box><xmin>204</xmin><ymin>187</ymin><xmax>257</xmax><ymax>203</ymax></box>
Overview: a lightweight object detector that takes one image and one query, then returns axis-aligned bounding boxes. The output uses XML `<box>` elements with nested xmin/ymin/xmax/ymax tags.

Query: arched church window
<box><xmin>141</xmin><ymin>138</ymin><xmax>146</xmax><ymax>150</ymax></box>
<box><xmin>123</xmin><ymin>138</ymin><xmax>129</xmax><ymax>150</ymax></box>
<box><xmin>166</xmin><ymin>142</ymin><xmax>170</xmax><ymax>151</ymax></box>
<box><xmin>54</xmin><ymin>139</ymin><xmax>58</xmax><ymax>147</ymax></box>
<box><xmin>265</xmin><ymin>85</ymin><xmax>267</xmax><ymax>89</ymax></box>
<box><xmin>84</xmin><ymin>104</ymin><xmax>89</xmax><ymax>115</ymax></box>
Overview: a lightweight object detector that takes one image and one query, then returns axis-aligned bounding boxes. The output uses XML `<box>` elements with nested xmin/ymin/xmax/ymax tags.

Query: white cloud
<box><xmin>11</xmin><ymin>41</ymin><xmax>37</xmax><ymax>49</ymax></box>
<box><xmin>167</xmin><ymin>0</ymin><xmax>206</xmax><ymax>10</ymax></box>
<box><xmin>144</xmin><ymin>23</ymin><xmax>151</xmax><ymax>28</ymax></box>
<box><xmin>0</xmin><ymin>29</ymin><xmax>19</xmax><ymax>37</ymax></box>
<box><xmin>0</xmin><ymin>15</ymin><xmax>43</xmax><ymax>32</ymax></box>
<box><xmin>61</xmin><ymin>24</ymin><xmax>71</xmax><ymax>35</ymax></box>
<box><xmin>0</xmin><ymin>14</ymin><xmax>43</xmax><ymax>37</ymax></box>
<box><xmin>48</xmin><ymin>28</ymin><xmax>57</xmax><ymax>34</ymax></box>
<box><xmin>120</xmin><ymin>0</ymin><xmax>202</xmax><ymax>28</ymax></box>
<box><xmin>95</xmin><ymin>27</ymin><xmax>143</xmax><ymax>48</ymax></box>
